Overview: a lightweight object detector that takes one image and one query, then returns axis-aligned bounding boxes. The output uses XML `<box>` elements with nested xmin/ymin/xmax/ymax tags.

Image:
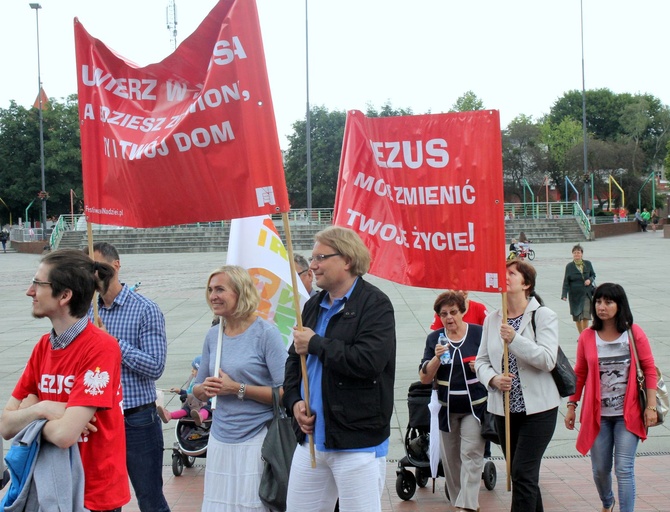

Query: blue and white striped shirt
<box><xmin>89</xmin><ymin>284</ymin><xmax>167</xmax><ymax>409</ymax></box>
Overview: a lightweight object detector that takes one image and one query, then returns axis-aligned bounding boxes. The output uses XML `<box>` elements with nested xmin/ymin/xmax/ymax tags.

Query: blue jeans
<box><xmin>125</xmin><ymin>405</ymin><xmax>170</xmax><ymax>512</ymax></box>
<box><xmin>590</xmin><ymin>415</ymin><xmax>639</xmax><ymax>512</ymax></box>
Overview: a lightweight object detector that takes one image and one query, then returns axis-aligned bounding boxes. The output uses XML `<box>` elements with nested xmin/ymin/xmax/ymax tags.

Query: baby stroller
<box><xmin>170</xmin><ymin>413</ymin><xmax>212</xmax><ymax>476</ymax></box>
<box><xmin>395</xmin><ymin>381</ymin><xmax>497</xmax><ymax>501</ymax></box>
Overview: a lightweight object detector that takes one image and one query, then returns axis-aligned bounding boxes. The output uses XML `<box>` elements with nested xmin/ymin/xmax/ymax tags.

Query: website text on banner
<box><xmin>333</xmin><ymin>110</ymin><xmax>506</xmax><ymax>293</ymax></box>
<box><xmin>74</xmin><ymin>0</ymin><xmax>289</xmax><ymax>228</ymax></box>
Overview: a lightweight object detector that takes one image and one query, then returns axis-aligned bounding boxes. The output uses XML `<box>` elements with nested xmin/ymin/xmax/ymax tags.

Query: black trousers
<box><xmin>495</xmin><ymin>407</ymin><xmax>558</xmax><ymax>512</ymax></box>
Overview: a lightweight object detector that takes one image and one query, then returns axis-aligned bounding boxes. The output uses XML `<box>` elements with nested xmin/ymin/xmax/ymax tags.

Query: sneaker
<box><xmin>190</xmin><ymin>409</ymin><xmax>203</xmax><ymax>426</ymax></box>
<box><xmin>157</xmin><ymin>406</ymin><xmax>171</xmax><ymax>424</ymax></box>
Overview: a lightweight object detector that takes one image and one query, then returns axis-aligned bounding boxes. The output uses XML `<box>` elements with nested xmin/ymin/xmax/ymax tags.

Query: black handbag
<box><xmin>531</xmin><ymin>309</ymin><xmax>576</xmax><ymax>397</ymax></box>
<box><xmin>480</xmin><ymin>410</ymin><xmax>499</xmax><ymax>444</ymax></box>
<box><xmin>552</xmin><ymin>347</ymin><xmax>577</xmax><ymax>397</ymax></box>
<box><xmin>259</xmin><ymin>388</ymin><xmax>297</xmax><ymax>512</ymax></box>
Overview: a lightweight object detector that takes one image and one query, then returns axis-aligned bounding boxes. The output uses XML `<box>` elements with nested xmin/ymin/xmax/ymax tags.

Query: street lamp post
<box><xmin>30</xmin><ymin>2</ymin><xmax>47</xmax><ymax>238</ymax></box>
<box><xmin>580</xmin><ymin>0</ymin><xmax>589</xmax><ymax>214</ymax></box>
<box><xmin>304</xmin><ymin>0</ymin><xmax>312</xmax><ymax>212</ymax></box>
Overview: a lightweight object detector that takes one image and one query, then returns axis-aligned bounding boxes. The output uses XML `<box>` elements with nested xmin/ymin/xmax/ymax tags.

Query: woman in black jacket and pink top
<box><xmin>420</xmin><ymin>290</ymin><xmax>486</xmax><ymax>512</ymax></box>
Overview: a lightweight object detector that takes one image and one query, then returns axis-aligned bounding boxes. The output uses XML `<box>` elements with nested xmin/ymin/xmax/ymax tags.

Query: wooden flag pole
<box><xmin>86</xmin><ymin>220</ymin><xmax>99</xmax><ymax>321</ymax></box>
<box><xmin>282</xmin><ymin>212</ymin><xmax>316</xmax><ymax>468</ymax></box>
<box><xmin>502</xmin><ymin>292</ymin><xmax>511</xmax><ymax>491</ymax></box>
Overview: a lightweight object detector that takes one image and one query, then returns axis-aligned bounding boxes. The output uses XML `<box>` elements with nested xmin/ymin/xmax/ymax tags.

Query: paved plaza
<box><xmin>1</xmin><ymin>231</ymin><xmax>669</xmax><ymax>510</ymax></box>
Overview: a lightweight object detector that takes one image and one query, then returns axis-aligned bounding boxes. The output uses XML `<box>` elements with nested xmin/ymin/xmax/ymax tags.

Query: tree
<box><xmin>365</xmin><ymin>101</ymin><xmax>413</xmax><ymax>118</ymax></box>
<box><xmin>502</xmin><ymin>115</ymin><xmax>548</xmax><ymax>199</ymax></box>
<box><xmin>284</xmin><ymin>105</ymin><xmax>346</xmax><ymax>209</ymax></box>
<box><xmin>284</xmin><ymin>102</ymin><xmax>414</xmax><ymax>209</ymax></box>
<box><xmin>619</xmin><ymin>97</ymin><xmax>650</xmax><ymax>173</ymax></box>
<box><xmin>549</xmin><ymin>89</ymin><xmax>670</xmax><ymax>175</ymax></box>
<box><xmin>548</xmin><ymin>88</ymin><xmax>632</xmax><ymax>142</ymax></box>
<box><xmin>450</xmin><ymin>91</ymin><xmax>485</xmax><ymax>112</ymax></box>
<box><xmin>539</xmin><ymin>117</ymin><xmax>583</xmax><ymax>196</ymax></box>
<box><xmin>0</xmin><ymin>96</ymin><xmax>82</xmax><ymax>226</ymax></box>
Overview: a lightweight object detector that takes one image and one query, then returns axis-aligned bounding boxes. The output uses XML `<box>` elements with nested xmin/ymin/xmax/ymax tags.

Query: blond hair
<box><xmin>314</xmin><ymin>226</ymin><xmax>370</xmax><ymax>276</ymax></box>
<box><xmin>205</xmin><ymin>265</ymin><xmax>259</xmax><ymax>319</ymax></box>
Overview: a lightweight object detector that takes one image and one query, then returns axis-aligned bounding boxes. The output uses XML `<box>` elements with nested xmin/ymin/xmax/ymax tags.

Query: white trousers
<box><xmin>440</xmin><ymin>413</ymin><xmax>485</xmax><ymax>511</ymax></box>
<box><xmin>285</xmin><ymin>443</ymin><xmax>383</xmax><ymax>512</ymax></box>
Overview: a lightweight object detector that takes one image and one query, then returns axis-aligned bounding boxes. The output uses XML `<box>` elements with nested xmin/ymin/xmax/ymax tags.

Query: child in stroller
<box><xmin>159</xmin><ymin>355</ymin><xmax>212</xmax><ymax>476</ymax></box>
<box><xmin>157</xmin><ymin>355</ymin><xmax>211</xmax><ymax>426</ymax></box>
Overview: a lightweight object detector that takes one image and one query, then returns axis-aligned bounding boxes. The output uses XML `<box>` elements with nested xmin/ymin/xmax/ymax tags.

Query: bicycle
<box><xmin>507</xmin><ymin>243</ymin><xmax>535</xmax><ymax>261</ymax></box>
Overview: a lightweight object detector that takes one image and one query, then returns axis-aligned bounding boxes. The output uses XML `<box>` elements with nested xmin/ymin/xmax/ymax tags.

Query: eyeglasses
<box><xmin>308</xmin><ymin>253</ymin><xmax>341</xmax><ymax>263</ymax></box>
<box><xmin>31</xmin><ymin>279</ymin><xmax>52</xmax><ymax>287</ymax></box>
<box><xmin>438</xmin><ymin>309</ymin><xmax>461</xmax><ymax>318</ymax></box>
<box><xmin>297</xmin><ymin>269</ymin><xmax>309</xmax><ymax>276</ymax></box>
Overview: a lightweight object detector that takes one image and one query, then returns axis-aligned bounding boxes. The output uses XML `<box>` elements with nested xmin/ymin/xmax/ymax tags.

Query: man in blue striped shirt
<box><xmin>87</xmin><ymin>242</ymin><xmax>170</xmax><ymax>512</ymax></box>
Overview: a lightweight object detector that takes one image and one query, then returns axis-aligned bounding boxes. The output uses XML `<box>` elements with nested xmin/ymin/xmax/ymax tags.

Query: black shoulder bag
<box><xmin>531</xmin><ymin>309</ymin><xmax>576</xmax><ymax>397</ymax></box>
<box><xmin>259</xmin><ymin>387</ymin><xmax>297</xmax><ymax>512</ymax></box>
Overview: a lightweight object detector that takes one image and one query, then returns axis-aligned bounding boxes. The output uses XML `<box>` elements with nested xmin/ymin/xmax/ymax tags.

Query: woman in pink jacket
<box><xmin>564</xmin><ymin>283</ymin><xmax>658</xmax><ymax>512</ymax></box>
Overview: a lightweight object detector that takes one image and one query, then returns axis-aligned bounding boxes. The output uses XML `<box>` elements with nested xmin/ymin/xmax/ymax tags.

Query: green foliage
<box><xmin>284</xmin><ymin>105</ymin><xmax>346</xmax><ymax>209</ymax></box>
<box><xmin>450</xmin><ymin>91</ymin><xmax>485</xmax><ymax>112</ymax></box>
<box><xmin>539</xmin><ymin>117</ymin><xmax>583</xmax><ymax>192</ymax></box>
<box><xmin>549</xmin><ymin>89</ymin><xmax>670</xmax><ymax>173</ymax></box>
<box><xmin>283</xmin><ymin>102</ymin><xmax>414</xmax><ymax>209</ymax></box>
<box><xmin>0</xmin><ymin>96</ymin><xmax>82</xmax><ymax>226</ymax></box>
<box><xmin>502</xmin><ymin>115</ymin><xmax>548</xmax><ymax>198</ymax></box>
<box><xmin>365</xmin><ymin>101</ymin><xmax>414</xmax><ymax>118</ymax></box>
<box><xmin>549</xmin><ymin>88</ymin><xmax>630</xmax><ymax>141</ymax></box>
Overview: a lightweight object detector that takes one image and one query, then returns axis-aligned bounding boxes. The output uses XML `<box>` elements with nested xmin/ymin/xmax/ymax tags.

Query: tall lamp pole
<box><xmin>305</xmin><ymin>0</ymin><xmax>312</xmax><ymax>212</ymax></box>
<box><xmin>580</xmin><ymin>0</ymin><xmax>589</xmax><ymax>214</ymax></box>
<box><xmin>30</xmin><ymin>2</ymin><xmax>47</xmax><ymax>236</ymax></box>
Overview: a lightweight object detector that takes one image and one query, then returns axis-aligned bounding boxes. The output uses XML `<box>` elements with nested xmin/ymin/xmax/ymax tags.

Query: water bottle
<box><xmin>438</xmin><ymin>333</ymin><xmax>451</xmax><ymax>365</ymax></box>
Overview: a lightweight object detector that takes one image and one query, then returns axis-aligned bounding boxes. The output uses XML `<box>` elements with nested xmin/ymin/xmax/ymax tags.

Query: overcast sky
<box><xmin>2</xmin><ymin>0</ymin><xmax>668</xmax><ymax>149</ymax></box>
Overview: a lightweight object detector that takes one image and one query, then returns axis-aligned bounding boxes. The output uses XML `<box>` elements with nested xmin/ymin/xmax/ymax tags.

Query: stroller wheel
<box><xmin>482</xmin><ymin>460</ymin><xmax>497</xmax><ymax>490</ymax></box>
<box><xmin>172</xmin><ymin>453</ymin><xmax>184</xmax><ymax>476</ymax></box>
<box><xmin>416</xmin><ymin>467</ymin><xmax>430</xmax><ymax>488</ymax></box>
<box><xmin>395</xmin><ymin>470</ymin><xmax>416</xmax><ymax>501</ymax></box>
<box><xmin>184</xmin><ymin>455</ymin><xmax>196</xmax><ymax>468</ymax></box>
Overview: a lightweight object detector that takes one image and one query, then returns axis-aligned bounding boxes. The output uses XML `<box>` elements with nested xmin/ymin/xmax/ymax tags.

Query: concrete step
<box><xmin>54</xmin><ymin>223</ymin><xmax>324</xmax><ymax>253</ymax></box>
<box><xmin>505</xmin><ymin>218</ymin><xmax>586</xmax><ymax>244</ymax></box>
<box><xmin>54</xmin><ymin>218</ymin><xmax>587</xmax><ymax>253</ymax></box>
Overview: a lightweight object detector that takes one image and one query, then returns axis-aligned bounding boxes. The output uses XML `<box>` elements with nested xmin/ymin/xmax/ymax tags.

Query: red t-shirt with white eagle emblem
<box><xmin>13</xmin><ymin>322</ymin><xmax>130</xmax><ymax>510</ymax></box>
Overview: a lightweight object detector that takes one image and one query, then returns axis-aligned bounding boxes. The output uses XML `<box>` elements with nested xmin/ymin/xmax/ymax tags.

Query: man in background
<box><xmin>86</xmin><ymin>242</ymin><xmax>170</xmax><ymax>512</ymax></box>
<box><xmin>294</xmin><ymin>253</ymin><xmax>318</xmax><ymax>297</ymax></box>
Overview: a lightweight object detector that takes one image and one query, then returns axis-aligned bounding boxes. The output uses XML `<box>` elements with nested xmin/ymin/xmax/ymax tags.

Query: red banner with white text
<box><xmin>334</xmin><ymin>110</ymin><xmax>506</xmax><ymax>293</ymax></box>
<box><xmin>74</xmin><ymin>0</ymin><xmax>289</xmax><ymax>228</ymax></box>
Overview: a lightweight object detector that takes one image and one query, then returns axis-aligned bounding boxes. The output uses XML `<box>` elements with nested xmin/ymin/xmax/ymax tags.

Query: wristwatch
<box><xmin>237</xmin><ymin>383</ymin><xmax>246</xmax><ymax>400</ymax></box>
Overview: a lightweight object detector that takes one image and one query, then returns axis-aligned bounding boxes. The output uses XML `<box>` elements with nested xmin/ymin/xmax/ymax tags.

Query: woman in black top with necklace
<box><xmin>420</xmin><ymin>291</ymin><xmax>486</xmax><ymax>512</ymax></box>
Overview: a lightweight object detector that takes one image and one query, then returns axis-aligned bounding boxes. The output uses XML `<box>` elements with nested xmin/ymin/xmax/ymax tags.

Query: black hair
<box><xmin>41</xmin><ymin>249</ymin><xmax>115</xmax><ymax>317</ymax></box>
<box><xmin>83</xmin><ymin>241</ymin><xmax>120</xmax><ymax>263</ymax></box>
<box><xmin>590</xmin><ymin>283</ymin><xmax>633</xmax><ymax>333</ymax></box>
